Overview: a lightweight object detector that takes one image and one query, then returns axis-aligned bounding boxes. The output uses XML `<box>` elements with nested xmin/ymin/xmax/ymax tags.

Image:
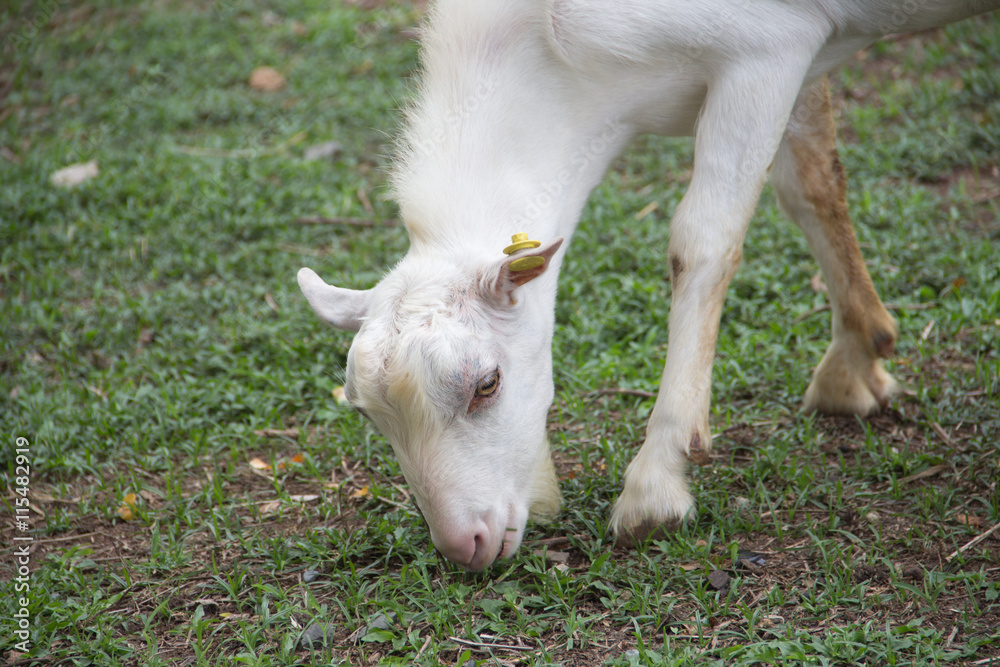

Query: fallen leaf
<box><xmin>85</xmin><ymin>384</ymin><xmax>108</xmax><ymax>400</ymax></box>
<box><xmin>51</xmin><ymin>160</ymin><xmax>98</xmax><ymax>187</ymax></box>
<box><xmin>259</xmin><ymin>500</ymin><xmax>282</xmax><ymax>515</ymax></box>
<box><xmin>265</xmin><ymin>293</ymin><xmax>279</xmax><ymax>312</ymax></box>
<box><xmin>921</xmin><ymin>319</ymin><xmax>935</xmax><ymax>341</ymax></box>
<box><xmin>532</xmin><ymin>549</ymin><xmax>569</xmax><ymax>563</ymax></box>
<box><xmin>956</xmin><ymin>514</ymin><xmax>982</xmax><ymax>528</ymax></box>
<box><xmin>291</xmin><ymin>453</ymin><xmax>305</xmax><ymax>463</ymax></box>
<box><xmin>350</xmin><ymin>485</ymin><xmax>370</xmax><ymax>499</ymax></box>
<box><xmin>249</xmin><ymin>457</ymin><xmax>272</xmax><ymax>471</ymax></box>
<box><xmin>118</xmin><ymin>493</ymin><xmax>138</xmax><ymax>520</ymax></box>
<box><xmin>303</xmin><ymin>140</ymin><xmax>342</xmax><ymax>161</ymax></box>
<box><xmin>249</xmin><ymin>66</ymin><xmax>286</xmax><ymax>92</ymax></box>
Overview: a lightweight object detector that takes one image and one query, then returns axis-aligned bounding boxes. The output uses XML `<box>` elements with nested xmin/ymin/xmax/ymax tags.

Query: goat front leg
<box><xmin>611</xmin><ymin>65</ymin><xmax>808</xmax><ymax>544</ymax></box>
<box><xmin>771</xmin><ymin>77</ymin><xmax>897</xmax><ymax>415</ymax></box>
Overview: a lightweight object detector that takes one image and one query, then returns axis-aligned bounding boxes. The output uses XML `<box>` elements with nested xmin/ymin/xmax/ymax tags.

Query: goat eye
<box><xmin>475</xmin><ymin>369</ymin><xmax>500</xmax><ymax>397</ymax></box>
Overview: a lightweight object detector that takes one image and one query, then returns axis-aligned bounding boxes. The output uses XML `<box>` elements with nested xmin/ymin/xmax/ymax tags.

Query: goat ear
<box><xmin>485</xmin><ymin>237</ymin><xmax>564</xmax><ymax>304</ymax></box>
<box><xmin>297</xmin><ymin>267</ymin><xmax>371</xmax><ymax>332</ymax></box>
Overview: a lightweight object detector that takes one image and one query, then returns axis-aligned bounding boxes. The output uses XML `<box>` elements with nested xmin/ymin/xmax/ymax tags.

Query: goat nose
<box><xmin>434</xmin><ymin>524</ymin><xmax>497</xmax><ymax>571</ymax></box>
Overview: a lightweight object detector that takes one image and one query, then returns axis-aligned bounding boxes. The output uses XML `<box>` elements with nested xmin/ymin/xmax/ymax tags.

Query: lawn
<box><xmin>1</xmin><ymin>1</ymin><xmax>999</xmax><ymax>665</ymax></box>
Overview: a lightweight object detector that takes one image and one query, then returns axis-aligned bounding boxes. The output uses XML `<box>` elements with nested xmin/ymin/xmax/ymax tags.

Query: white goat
<box><xmin>299</xmin><ymin>0</ymin><xmax>999</xmax><ymax>571</ymax></box>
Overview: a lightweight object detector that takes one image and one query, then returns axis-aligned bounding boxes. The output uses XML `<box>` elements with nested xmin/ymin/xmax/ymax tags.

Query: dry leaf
<box><xmin>921</xmin><ymin>319</ymin><xmax>935</xmax><ymax>341</ymax></box>
<box><xmin>265</xmin><ymin>293</ymin><xmax>279</xmax><ymax>313</ymax></box>
<box><xmin>118</xmin><ymin>493</ymin><xmax>138</xmax><ymax>520</ymax></box>
<box><xmin>303</xmin><ymin>140</ymin><xmax>342</xmax><ymax>161</ymax></box>
<box><xmin>85</xmin><ymin>384</ymin><xmax>108</xmax><ymax>400</ymax></box>
<box><xmin>249</xmin><ymin>66</ymin><xmax>286</xmax><ymax>91</ymax></box>
<box><xmin>250</xmin><ymin>457</ymin><xmax>272</xmax><ymax>471</ymax></box>
<box><xmin>51</xmin><ymin>160</ymin><xmax>98</xmax><ymax>187</ymax></box>
<box><xmin>956</xmin><ymin>514</ymin><xmax>982</xmax><ymax>528</ymax></box>
<box><xmin>350</xmin><ymin>485</ymin><xmax>370</xmax><ymax>499</ymax></box>
<box><xmin>291</xmin><ymin>453</ymin><xmax>305</xmax><ymax>463</ymax></box>
<box><xmin>259</xmin><ymin>500</ymin><xmax>282</xmax><ymax>515</ymax></box>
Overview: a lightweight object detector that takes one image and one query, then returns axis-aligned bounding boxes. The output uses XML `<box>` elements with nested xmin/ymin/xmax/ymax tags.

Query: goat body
<box><xmin>299</xmin><ymin>0</ymin><xmax>999</xmax><ymax>570</ymax></box>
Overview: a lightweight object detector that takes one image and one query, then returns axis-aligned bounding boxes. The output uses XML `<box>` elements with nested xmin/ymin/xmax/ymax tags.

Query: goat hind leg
<box><xmin>770</xmin><ymin>77</ymin><xmax>897</xmax><ymax>416</ymax></box>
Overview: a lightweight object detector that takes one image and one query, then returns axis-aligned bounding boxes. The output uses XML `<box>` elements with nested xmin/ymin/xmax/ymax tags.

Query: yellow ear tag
<box><xmin>503</xmin><ymin>232</ymin><xmax>542</xmax><ymax>255</ymax></box>
<box><xmin>509</xmin><ymin>256</ymin><xmax>545</xmax><ymax>272</ymax></box>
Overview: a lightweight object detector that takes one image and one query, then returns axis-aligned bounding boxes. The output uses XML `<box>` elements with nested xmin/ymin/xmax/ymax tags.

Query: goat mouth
<box><xmin>499</xmin><ymin>526</ymin><xmax>520</xmax><ymax>560</ymax></box>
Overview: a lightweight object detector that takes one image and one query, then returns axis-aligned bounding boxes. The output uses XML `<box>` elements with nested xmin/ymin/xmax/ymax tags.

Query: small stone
<box><xmin>853</xmin><ymin>564</ymin><xmax>889</xmax><ymax>584</ymax></box>
<box><xmin>302</xmin><ymin>570</ymin><xmax>320</xmax><ymax>583</ymax></box>
<box><xmin>865</xmin><ymin>511</ymin><xmax>880</xmax><ymax>525</ymax></box>
<box><xmin>901</xmin><ymin>564</ymin><xmax>923</xmax><ymax>581</ymax></box>
<box><xmin>366</xmin><ymin>612</ymin><xmax>395</xmax><ymax>632</ymax></box>
<box><xmin>837</xmin><ymin>507</ymin><xmax>858</xmax><ymax>524</ymax></box>
<box><xmin>298</xmin><ymin>622</ymin><xmax>335</xmax><ymax>649</ymax></box>
<box><xmin>707</xmin><ymin>569</ymin><xmax>730</xmax><ymax>591</ymax></box>
<box><xmin>624</xmin><ymin>649</ymin><xmax>640</xmax><ymax>660</ymax></box>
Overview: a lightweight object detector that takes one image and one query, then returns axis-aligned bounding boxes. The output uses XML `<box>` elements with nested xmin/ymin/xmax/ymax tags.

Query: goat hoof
<box><xmin>614</xmin><ymin>517</ymin><xmax>683</xmax><ymax>548</ymax></box>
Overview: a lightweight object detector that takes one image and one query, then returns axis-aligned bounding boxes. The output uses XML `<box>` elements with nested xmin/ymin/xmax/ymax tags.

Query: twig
<box><xmin>971</xmin><ymin>656</ymin><xmax>1000</xmax><ymax>666</ymax></box>
<box><xmin>793</xmin><ymin>304</ymin><xmax>830</xmax><ymax>323</ymax></box>
<box><xmin>930</xmin><ymin>422</ymin><xmax>953</xmax><ymax>446</ymax></box>
<box><xmin>294</xmin><ymin>216</ymin><xmax>398</xmax><ymax>227</ymax></box>
<box><xmin>588</xmin><ymin>388</ymin><xmax>656</xmax><ymax>399</ymax></box>
<box><xmin>530</xmin><ymin>534</ymin><xmax>587</xmax><ymax>548</ymax></box>
<box><xmin>794</xmin><ymin>301</ymin><xmax>937</xmax><ymax>323</ymax></box>
<box><xmin>172</xmin><ymin>145</ymin><xmax>284</xmax><ymax>158</ymax></box>
<box><xmin>374</xmin><ymin>495</ymin><xmax>410</xmax><ymax>510</ymax></box>
<box><xmin>253</xmin><ymin>428</ymin><xmax>299</xmax><ymax>439</ymax></box>
<box><xmin>414</xmin><ymin>635</ymin><xmax>432</xmax><ymax>660</ymax></box>
<box><xmin>947</xmin><ymin>520</ymin><xmax>1000</xmax><ymax>563</ymax></box>
<box><xmin>30</xmin><ymin>531</ymin><xmax>101</xmax><ymax>545</ymax></box>
<box><xmin>971</xmin><ymin>188</ymin><xmax>1000</xmax><ymax>204</ymax></box>
<box><xmin>897</xmin><ymin>464</ymin><xmax>948</xmax><ymax>485</ymax></box>
<box><xmin>448</xmin><ymin>636</ymin><xmax>532</xmax><ymax>652</ymax></box>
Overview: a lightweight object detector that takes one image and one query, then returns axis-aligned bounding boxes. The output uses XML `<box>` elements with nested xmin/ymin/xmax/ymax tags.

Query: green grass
<box><xmin>2</xmin><ymin>1</ymin><xmax>999</xmax><ymax>665</ymax></box>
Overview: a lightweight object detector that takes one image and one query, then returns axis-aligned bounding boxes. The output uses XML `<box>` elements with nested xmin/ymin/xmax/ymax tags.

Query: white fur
<box><xmin>300</xmin><ymin>0</ymin><xmax>999</xmax><ymax>570</ymax></box>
